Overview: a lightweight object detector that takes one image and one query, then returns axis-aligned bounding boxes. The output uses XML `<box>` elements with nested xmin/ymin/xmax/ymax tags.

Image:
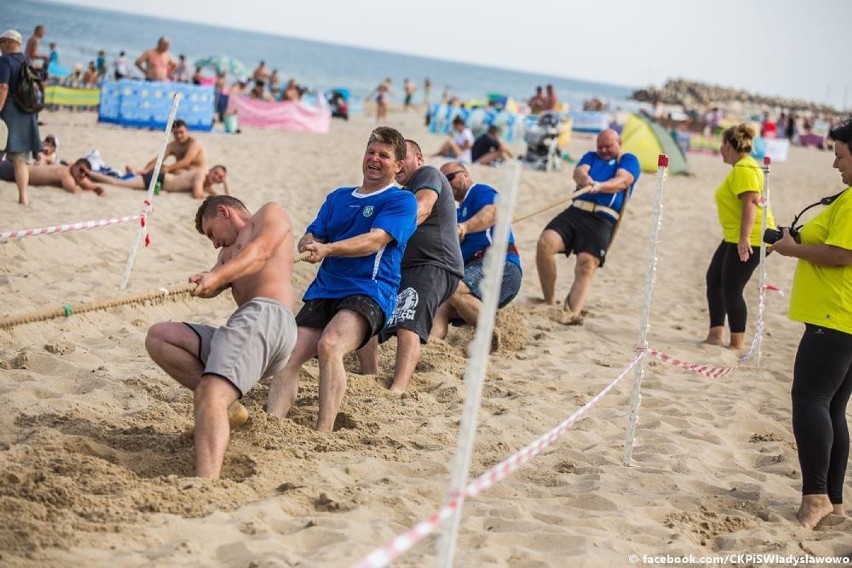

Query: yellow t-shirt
<box><xmin>788</xmin><ymin>187</ymin><xmax>852</xmax><ymax>334</ymax></box>
<box><xmin>714</xmin><ymin>155</ymin><xmax>776</xmax><ymax>246</ymax></box>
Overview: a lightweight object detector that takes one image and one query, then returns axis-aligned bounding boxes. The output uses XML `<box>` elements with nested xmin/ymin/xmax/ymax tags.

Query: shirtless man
<box><xmin>25</xmin><ymin>25</ymin><xmax>47</xmax><ymax>73</ymax></box>
<box><xmin>145</xmin><ymin>195</ymin><xmax>297</xmax><ymax>478</ymax></box>
<box><xmin>0</xmin><ymin>158</ymin><xmax>105</xmax><ymax>196</ymax></box>
<box><xmin>89</xmin><ymin>164</ymin><xmax>228</xmax><ymax>199</ymax></box>
<box><xmin>135</xmin><ymin>36</ymin><xmax>177</xmax><ymax>82</ymax></box>
<box><xmin>128</xmin><ymin>119</ymin><xmax>207</xmax><ymax>177</ymax></box>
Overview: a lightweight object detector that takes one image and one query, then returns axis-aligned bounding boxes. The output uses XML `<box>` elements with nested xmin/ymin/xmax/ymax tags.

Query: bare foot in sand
<box><xmin>797</xmin><ymin>494</ymin><xmax>834</xmax><ymax>529</ymax></box>
<box><xmin>183</xmin><ymin>401</ymin><xmax>249</xmax><ymax>439</ymax></box>
<box><xmin>833</xmin><ymin>504</ymin><xmax>844</xmax><ymax>516</ymax></box>
<box><xmin>702</xmin><ymin>327</ymin><xmax>725</xmax><ymax>346</ymax></box>
<box><xmin>227</xmin><ymin>401</ymin><xmax>249</xmax><ymax>429</ymax></box>
<box><xmin>547</xmin><ymin>307</ymin><xmax>584</xmax><ymax>326</ymax></box>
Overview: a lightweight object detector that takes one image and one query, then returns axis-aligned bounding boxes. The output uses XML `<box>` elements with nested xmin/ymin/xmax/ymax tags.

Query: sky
<box><xmin>51</xmin><ymin>0</ymin><xmax>851</xmax><ymax>109</ymax></box>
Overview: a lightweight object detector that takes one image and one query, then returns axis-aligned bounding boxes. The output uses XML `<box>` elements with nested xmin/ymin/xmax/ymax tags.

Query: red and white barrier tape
<box><xmin>350</xmin><ymin>352</ymin><xmax>644</xmax><ymax>568</ymax></box>
<box><xmin>640</xmin><ymin>347</ymin><xmax>736</xmax><ymax>379</ymax></box>
<box><xmin>0</xmin><ymin>214</ymin><xmax>141</xmax><ymax>243</ymax></box>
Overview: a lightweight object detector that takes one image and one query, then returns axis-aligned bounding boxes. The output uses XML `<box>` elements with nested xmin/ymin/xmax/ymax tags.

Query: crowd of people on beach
<box><xmin>2</xmin><ymin>21</ymin><xmax>852</xmax><ymax>536</ymax></box>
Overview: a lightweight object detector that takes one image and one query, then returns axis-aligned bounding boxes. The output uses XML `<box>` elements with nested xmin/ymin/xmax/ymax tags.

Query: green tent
<box><xmin>621</xmin><ymin>114</ymin><xmax>690</xmax><ymax>175</ymax></box>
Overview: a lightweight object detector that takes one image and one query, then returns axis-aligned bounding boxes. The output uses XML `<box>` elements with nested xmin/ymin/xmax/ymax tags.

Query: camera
<box><xmin>763</xmin><ymin>226</ymin><xmax>799</xmax><ymax>244</ymax></box>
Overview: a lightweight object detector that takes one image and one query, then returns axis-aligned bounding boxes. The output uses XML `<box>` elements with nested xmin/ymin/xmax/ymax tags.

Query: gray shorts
<box><xmin>381</xmin><ymin>264</ymin><xmax>459</xmax><ymax>344</ymax></box>
<box><xmin>185</xmin><ymin>297</ymin><xmax>297</xmax><ymax>397</ymax></box>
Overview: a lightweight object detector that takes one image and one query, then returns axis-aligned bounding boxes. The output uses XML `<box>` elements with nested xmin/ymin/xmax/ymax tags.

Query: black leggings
<box><xmin>792</xmin><ymin>324</ymin><xmax>852</xmax><ymax>503</ymax></box>
<box><xmin>705</xmin><ymin>241</ymin><xmax>760</xmax><ymax>332</ymax></box>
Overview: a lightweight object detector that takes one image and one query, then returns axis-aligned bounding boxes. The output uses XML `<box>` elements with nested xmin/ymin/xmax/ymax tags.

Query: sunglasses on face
<box><xmin>444</xmin><ymin>170</ymin><xmax>465</xmax><ymax>181</ymax></box>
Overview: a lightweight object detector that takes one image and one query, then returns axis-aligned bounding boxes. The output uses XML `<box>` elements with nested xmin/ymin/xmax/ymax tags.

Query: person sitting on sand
<box><xmin>35</xmin><ymin>134</ymin><xmax>60</xmax><ymax>165</ymax></box>
<box><xmin>431</xmin><ymin>162</ymin><xmax>522</xmax><ymax>340</ymax></box>
<box><xmin>127</xmin><ymin>119</ymin><xmax>207</xmax><ymax>177</ymax></box>
<box><xmin>145</xmin><ymin>195</ymin><xmax>298</xmax><ymax>479</ymax></box>
<box><xmin>434</xmin><ymin>116</ymin><xmax>474</xmax><ymax>163</ymax></box>
<box><xmin>88</xmin><ymin>164</ymin><xmax>229</xmax><ymax>199</ymax></box>
<box><xmin>471</xmin><ymin>125</ymin><xmax>513</xmax><ymax>165</ymax></box>
<box><xmin>0</xmin><ymin>158</ymin><xmax>105</xmax><ymax>196</ymax></box>
<box><xmin>535</xmin><ymin>129</ymin><xmax>640</xmax><ymax>324</ymax></box>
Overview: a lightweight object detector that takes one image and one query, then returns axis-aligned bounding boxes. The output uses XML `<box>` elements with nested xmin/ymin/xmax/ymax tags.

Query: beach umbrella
<box><xmin>194</xmin><ymin>54</ymin><xmax>247</xmax><ymax>78</ymax></box>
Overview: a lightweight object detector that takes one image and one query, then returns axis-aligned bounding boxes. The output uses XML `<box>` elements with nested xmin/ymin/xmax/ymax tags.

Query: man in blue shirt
<box><xmin>266</xmin><ymin>127</ymin><xmax>417</xmax><ymax>432</ymax></box>
<box><xmin>431</xmin><ymin>162</ymin><xmax>523</xmax><ymax>340</ymax></box>
<box><xmin>536</xmin><ymin>129</ymin><xmax>640</xmax><ymax>324</ymax></box>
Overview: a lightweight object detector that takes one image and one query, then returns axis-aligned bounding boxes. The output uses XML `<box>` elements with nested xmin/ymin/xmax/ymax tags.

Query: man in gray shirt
<box><xmin>358</xmin><ymin>139</ymin><xmax>464</xmax><ymax>393</ymax></box>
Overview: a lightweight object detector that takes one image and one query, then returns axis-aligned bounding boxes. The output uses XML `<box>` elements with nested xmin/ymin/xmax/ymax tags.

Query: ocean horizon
<box><xmin>14</xmin><ymin>0</ymin><xmax>639</xmax><ymax>112</ymax></box>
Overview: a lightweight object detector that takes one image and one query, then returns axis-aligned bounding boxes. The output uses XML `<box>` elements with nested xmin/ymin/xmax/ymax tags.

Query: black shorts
<box><xmin>295</xmin><ymin>295</ymin><xmax>385</xmax><ymax>349</ymax></box>
<box><xmin>141</xmin><ymin>170</ymin><xmax>165</xmax><ymax>189</ymax></box>
<box><xmin>545</xmin><ymin>207</ymin><xmax>615</xmax><ymax>267</ymax></box>
<box><xmin>380</xmin><ymin>264</ymin><xmax>460</xmax><ymax>344</ymax></box>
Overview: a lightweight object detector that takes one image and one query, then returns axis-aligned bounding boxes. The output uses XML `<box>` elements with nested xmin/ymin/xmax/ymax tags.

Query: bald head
<box><xmin>595</xmin><ymin>129</ymin><xmax>621</xmax><ymax>161</ymax></box>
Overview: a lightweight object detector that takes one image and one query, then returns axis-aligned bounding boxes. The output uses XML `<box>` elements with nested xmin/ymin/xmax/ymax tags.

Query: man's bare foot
<box><xmin>529</xmin><ymin>296</ymin><xmax>556</xmax><ymax>305</ymax></box>
<box><xmin>797</xmin><ymin>494</ymin><xmax>834</xmax><ymax>529</ymax></box>
<box><xmin>548</xmin><ymin>307</ymin><xmax>584</xmax><ymax>326</ymax></box>
<box><xmin>701</xmin><ymin>336</ymin><xmax>725</xmax><ymax>346</ymax></box>
<box><xmin>832</xmin><ymin>504</ymin><xmax>844</xmax><ymax>516</ymax></box>
<box><xmin>728</xmin><ymin>343</ymin><xmax>745</xmax><ymax>350</ymax></box>
<box><xmin>228</xmin><ymin>401</ymin><xmax>249</xmax><ymax>429</ymax></box>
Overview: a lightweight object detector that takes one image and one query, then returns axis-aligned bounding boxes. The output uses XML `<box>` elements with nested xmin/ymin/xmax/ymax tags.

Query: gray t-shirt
<box><xmin>401</xmin><ymin>165</ymin><xmax>464</xmax><ymax>277</ymax></box>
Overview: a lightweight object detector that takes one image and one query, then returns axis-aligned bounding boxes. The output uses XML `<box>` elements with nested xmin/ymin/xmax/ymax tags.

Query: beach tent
<box><xmin>620</xmin><ymin>114</ymin><xmax>689</xmax><ymax>175</ymax></box>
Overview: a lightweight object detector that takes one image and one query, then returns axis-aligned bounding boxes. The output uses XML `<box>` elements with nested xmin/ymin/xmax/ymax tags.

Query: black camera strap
<box><xmin>790</xmin><ymin>188</ymin><xmax>848</xmax><ymax>231</ymax></box>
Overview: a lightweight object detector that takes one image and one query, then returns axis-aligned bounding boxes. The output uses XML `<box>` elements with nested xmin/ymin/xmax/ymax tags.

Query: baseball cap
<box><xmin>0</xmin><ymin>30</ymin><xmax>23</xmax><ymax>44</ymax></box>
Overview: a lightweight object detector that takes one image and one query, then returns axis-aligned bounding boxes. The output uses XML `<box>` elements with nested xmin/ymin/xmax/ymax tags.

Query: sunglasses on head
<box><xmin>444</xmin><ymin>170</ymin><xmax>465</xmax><ymax>181</ymax></box>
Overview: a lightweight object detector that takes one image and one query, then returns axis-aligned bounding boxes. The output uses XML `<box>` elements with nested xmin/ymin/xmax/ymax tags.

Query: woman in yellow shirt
<box><xmin>703</xmin><ymin>124</ymin><xmax>775</xmax><ymax>349</ymax></box>
<box><xmin>774</xmin><ymin>117</ymin><xmax>852</xmax><ymax>529</ymax></box>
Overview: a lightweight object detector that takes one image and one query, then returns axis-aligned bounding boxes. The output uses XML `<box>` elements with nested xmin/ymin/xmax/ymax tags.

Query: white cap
<box><xmin>0</xmin><ymin>30</ymin><xmax>23</xmax><ymax>44</ymax></box>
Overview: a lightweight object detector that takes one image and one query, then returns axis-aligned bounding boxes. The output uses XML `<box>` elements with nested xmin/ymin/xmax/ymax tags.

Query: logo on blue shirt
<box><xmin>363</xmin><ymin>206</ymin><xmax>374</xmax><ymax>217</ymax></box>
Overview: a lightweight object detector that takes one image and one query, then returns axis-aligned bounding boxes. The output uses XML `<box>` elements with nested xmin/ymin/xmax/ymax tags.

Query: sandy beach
<box><xmin>0</xmin><ymin>108</ymin><xmax>850</xmax><ymax>567</ymax></box>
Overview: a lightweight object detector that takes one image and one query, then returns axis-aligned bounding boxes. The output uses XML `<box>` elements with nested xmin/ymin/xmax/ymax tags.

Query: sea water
<box><xmin>13</xmin><ymin>0</ymin><xmax>637</xmax><ymax>113</ymax></box>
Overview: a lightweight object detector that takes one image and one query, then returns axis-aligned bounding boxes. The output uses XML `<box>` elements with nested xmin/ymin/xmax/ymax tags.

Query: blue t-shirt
<box><xmin>575</xmin><ymin>151</ymin><xmax>641</xmax><ymax>220</ymax></box>
<box><xmin>457</xmin><ymin>183</ymin><xmax>521</xmax><ymax>268</ymax></box>
<box><xmin>303</xmin><ymin>185</ymin><xmax>417</xmax><ymax>322</ymax></box>
<box><xmin>0</xmin><ymin>53</ymin><xmax>25</xmax><ymax>93</ymax></box>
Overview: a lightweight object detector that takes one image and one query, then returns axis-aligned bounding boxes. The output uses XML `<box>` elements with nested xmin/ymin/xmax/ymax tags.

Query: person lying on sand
<box><xmin>0</xmin><ymin>158</ymin><xmax>105</xmax><ymax>197</ymax></box>
<box><xmin>88</xmin><ymin>164</ymin><xmax>229</xmax><ymax>199</ymax></box>
<box><xmin>126</xmin><ymin>118</ymin><xmax>206</xmax><ymax>176</ymax></box>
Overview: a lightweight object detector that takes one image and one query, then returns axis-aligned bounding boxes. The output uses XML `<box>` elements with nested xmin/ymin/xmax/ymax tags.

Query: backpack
<box><xmin>11</xmin><ymin>54</ymin><xmax>45</xmax><ymax>114</ymax></box>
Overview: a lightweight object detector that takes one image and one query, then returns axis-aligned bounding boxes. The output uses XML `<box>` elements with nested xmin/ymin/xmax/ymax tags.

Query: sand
<box><xmin>0</xmin><ymin>108</ymin><xmax>850</xmax><ymax>567</ymax></box>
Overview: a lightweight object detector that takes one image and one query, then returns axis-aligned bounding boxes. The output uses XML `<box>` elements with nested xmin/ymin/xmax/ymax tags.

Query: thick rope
<box><xmin>1</xmin><ymin>251</ymin><xmax>313</xmax><ymax>330</ymax></box>
<box><xmin>512</xmin><ymin>186</ymin><xmax>592</xmax><ymax>224</ymax></box>
<box><xmin>0</xmin><ymin>283</ymin><xmax>197</xmax><ymax>330</ymax></box>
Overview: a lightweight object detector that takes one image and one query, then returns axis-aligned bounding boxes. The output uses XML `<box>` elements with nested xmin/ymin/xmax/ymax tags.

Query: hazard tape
<box><xmin>0</xmin><ymin>214</ymin><xmax>141</xmax><ymax>243</ymax></box>
<box><xmin>350</xmin><ymin>352</ymin><xmax>644</xmax><ymax>568</ymax></box>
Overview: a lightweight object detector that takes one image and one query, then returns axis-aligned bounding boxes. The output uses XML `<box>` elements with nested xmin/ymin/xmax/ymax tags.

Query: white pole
<box><xmin>118</xmin><ymin>92</ymin><xmax>183</xmax><ymax>290</ymax></box>
<box><xmin>623</xmin><ymin>154</ymin><xmax>669</xmax><ymax>466</ymax></box>
<box><xmin>437</xmin><ymin>162</ymin><xmax>521</xmax><ymax>568</ymax></box>
<box><xmin>756</xmin><ymin>157</ymin><xmax>771</xmax><ymax>367</ymax></box>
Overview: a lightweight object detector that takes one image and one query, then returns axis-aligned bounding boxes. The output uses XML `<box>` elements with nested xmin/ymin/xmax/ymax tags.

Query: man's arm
<box><xmin>0</xmin><ymin>83</ymin><xmax>8</xmax><ymax>113</ymax></box>
<box><xmin>191</xmin><ymin>168</ymin><xmax>205</xmax><ymax>199</ymax></box>
<box><xmin>134</xmin><ymin>51</ymin><xmax>148</xmax><ymax>75</ymax></box>
<box><xmin>302</xmin><ymin>228</ymin><xmax>392</xmax><ymax>263</ymax></box>
<box><xmin>163</xmin><ymin>140</ymin><xmax>203</xmax><ymax>173</ymax></box>
<box><xmin>193</xmin><ymin>203</ymin><xmax>291</xmax><ymax>296</ymax></box>
<box><xmin>412</xmin><ymin>188</ymin><xmax>439</xmax><ymax>225</ymax></box>
<box><xmin>458</xmin><ymin>204</ymin><xmax>497</xmax><ymax>240</ymax></box>
<box><xmin>573</xmin><ymin>164</ymin><xmax>593</xmax><ymax>188</ymax></box>
<box><xmin>590</xmin><ymin>168</ymin><xmax>635</xmax><ymax>194</ymax></box>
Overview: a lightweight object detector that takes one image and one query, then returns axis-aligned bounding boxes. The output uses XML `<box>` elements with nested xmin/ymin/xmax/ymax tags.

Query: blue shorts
<box><xmin>463</xmin><ymin>259</ymin><xmax>522</xmax><ymax>309</ymax></box>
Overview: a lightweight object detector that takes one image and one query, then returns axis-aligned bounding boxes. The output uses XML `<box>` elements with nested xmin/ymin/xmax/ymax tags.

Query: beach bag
<box><xmin>12</xmin><ymin>54</ymin><xmax>45</xmax><ymax>114</ymax></box>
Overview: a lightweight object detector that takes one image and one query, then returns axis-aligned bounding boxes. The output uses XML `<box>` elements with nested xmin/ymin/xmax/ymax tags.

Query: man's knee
<box><xmin>537</xmin><ymin>229</ymin><xmax>563</xmax><ymax>256</ymax></box>
<box><xmin>194</xmin><ymin>375</ymin><xmax>239</xmax><ymax>408</ymax></box>
<box><xmin>317</xmin><ymin>327</ymin><xmax>357</xmax><ymax>359</ymax></box>
<box><xmin>574</xmin><ymin>253</ymin><xmax>600</xmax><ymax>276</ymax></box>
<box><xmin>145</xmin><ymin>322</ymin><xmax>171</xmax><ymax>355</ymax></box>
